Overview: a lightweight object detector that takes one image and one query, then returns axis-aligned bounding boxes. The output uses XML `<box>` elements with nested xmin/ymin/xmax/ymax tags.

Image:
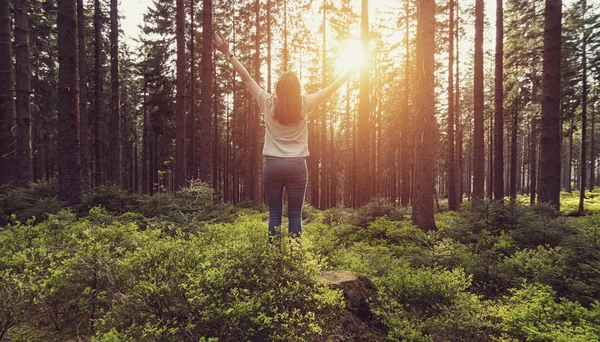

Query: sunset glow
<box><xmin>336</xmin><ymin>40</ymin><xmax>366</xmax><ymax>72</ymax></box>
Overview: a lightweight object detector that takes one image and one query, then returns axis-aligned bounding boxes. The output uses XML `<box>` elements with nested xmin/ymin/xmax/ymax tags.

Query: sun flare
<box><xmin>336</xmin><ymin>40</ymin><xmax>367</xmax><ymax>72</ymax></box>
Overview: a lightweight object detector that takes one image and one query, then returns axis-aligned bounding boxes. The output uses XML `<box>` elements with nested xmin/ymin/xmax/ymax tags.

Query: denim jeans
<box><xmin>262</xmin><ymin>156</ymin><xmax>308</xmax><ymax>236</ymax></box>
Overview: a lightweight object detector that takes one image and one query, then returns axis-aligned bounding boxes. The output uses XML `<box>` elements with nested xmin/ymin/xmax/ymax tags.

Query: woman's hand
<box><xmin>213</xmin><ymin>32</ymin><xmax>231</xmax><ymax>56</ymax></box>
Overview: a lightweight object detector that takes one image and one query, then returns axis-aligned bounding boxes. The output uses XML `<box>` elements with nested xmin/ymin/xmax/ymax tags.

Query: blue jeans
<box><xmin>262</xmin><ymin>156</ymin><xmax>308</xmax><ymax>236</ymax></box>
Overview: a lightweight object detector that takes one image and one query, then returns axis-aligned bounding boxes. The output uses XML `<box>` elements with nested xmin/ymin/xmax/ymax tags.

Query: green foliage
<box><xmin>5</xmin><ymin>192</ymin><xmax>600</xmax><ymax>341</ymax></box>
<box><xmin>0</xmin><ymin>209</ymin><xmax>344</xmax><ymax>341</ymax></box>
<box><xmin>348</xmin><ymin>197</ymin><xmax>409</xmax><ymax>228</ymax></box>
<box><xmin>375</xmin><ymin>261</ymin><xmax>498</xmax><ymax>341</ymax></box>
<box><xmin>0</xmin><ymin>181</ymin><xmax>64</xmax><ymax>225</ymax></box>
<box><xmin>494</xmin><ymin>283</ymin><xmax>600</xmax><ymax>341</ymax></box>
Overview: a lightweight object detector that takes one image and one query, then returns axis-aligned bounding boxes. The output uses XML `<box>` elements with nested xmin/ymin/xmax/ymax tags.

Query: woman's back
<box><xmin>256</xmin><ymin>90</ymin><xmax>317</xmax><ymax>158</ymax></box>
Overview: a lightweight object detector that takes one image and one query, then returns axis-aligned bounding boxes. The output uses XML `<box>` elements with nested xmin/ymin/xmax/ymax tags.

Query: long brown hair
<box><xmin>274</xmin><ymin>72</ymin><xmax>303</xmax><ymax>125</ymax></box>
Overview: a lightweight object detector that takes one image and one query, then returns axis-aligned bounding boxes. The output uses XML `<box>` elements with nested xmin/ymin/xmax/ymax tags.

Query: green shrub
<box><xmin>494</xmin><ymin>283</ymin><xmax>600</xmax><ymax>341</ymax></box>
<box><xmin>349</xmin><ymin>197</ymin><xmax>409</xmax><ymax>228</ymax></box>
<box><xmin>375</xmin><ymin>261</ymin><xmax>498</xmax><ymax>341</ymax></box>
<box><xmin>498</xmin><ymin>245</ymin><xmax>568</xmax><ymax>290</ymax></box>
<box><xmin>0</xmin><ymin>182</ymin><xmax>64</xmax><ymax>225</ymax></box>
<box><xmin>96</xmin><ymin>214</ymin><xmax>344</xmax><ymax>341</ymax></box>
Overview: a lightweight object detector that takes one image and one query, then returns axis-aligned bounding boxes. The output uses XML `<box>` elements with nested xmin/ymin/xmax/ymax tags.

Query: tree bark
<box><xmin>175</xmin><ymin>0</ymin><xmax>187</xmax><ymax>190</ymax></box>
<box><xmin>252</xmin><ymin>0</ymin><xmax>261</xmax><ymax>203</ymax></box>
<box><xmin>579</xmin><ymin>0</ymin><xmax>588</xmax><ymax>213</ymax></box>
<box><xmin>400</xmin><ymin>0</ymin><xmax>411</xmax><ymax>207</ymax></box>
<box><xmin>412</xmin><ymin>0</ymin><xmax>437</xmax><ymax>230</ymax></box>
<box><xmin>77</xmin><ymin>0</ymin><xmax>90</xmax><ymax>190</ymax></box>
<box><xmin>283</xmin><ymin>0</ymin><xmax>288</xmax><ymax>72</ymax></box>
<box><xmin>109</xmin><ymin>0</ymin><xmax>122</xmax><ymax>187</ymax></box>
<box><xmin>510</xmin><ymin>104</ymin><xmax>518</xmax><ymax>202</ymax></box>
<box><xmin>538</xmin><ymin>0</ymin><xmax>562</xmax><ymax>208</ymax></box>
<box><xmin>14</xmin><ymin>0</ymin><xmax>33</xmax><ymax>187</ymax></box>
<box><xmin>0</xmin><ymin>0</ymin><xmax>15</xmax><ymax>186</ymax></box>
<box><xmin>200</xmin><ymin>0</ymin><xmax>213</xmax><ymax>184</ymax></box>
<box><xmin>188</xmin><ymin>0</ymin><xmax>196</xmax><ymax>179</ymax></box>
<box><xmin>455</xmin><ymin>1</ymin><xmax>462</xmax><ymax>205</ymax></box>
<box><xmin>93</xmin><ymin>0</ymin><xmax>104</xmax><ymax>186</ymax></box>
<box><xmin>57</xmin><ymin>0</ymin><xmax>83</xmax><ymax>204</ymax></box>
<box><xmin>473</xmin><ymin>0</ymin><xmax>485</xmax><ymax>202</ymax></box>
<box><xmin>358</xmin><ymin>0</ymin><xmax>370</xmax><ymax>207</ymax></box>
<box><xmin>493</xmin><ymin>0</ymin><xmax>504</xmax><ymax>201</ymax></box>
<box><xmin>320</xmin><ymin>0</ymin><xmax>328</xmax><ymax>209</ymax></box>
<box><xmin>447</xmin><ymin>0</ymin><xmax>457</xmax><ymax>210</ymax></box>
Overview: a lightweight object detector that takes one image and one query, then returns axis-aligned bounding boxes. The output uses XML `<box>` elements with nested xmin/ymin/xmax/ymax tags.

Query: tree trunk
<box><xmin>510</xmin><ymin>104</ymin><xmax>518</xmax><ymax>202</ymax></box>
<box><xmin>320</xmin><ymin>0</ymin><xmax>328</xmax><ymax>209</ymax></box>
<box><xmin>412</xmin><ymin>0</ymin><xmax>437</xmax><ymax>230</ymax></box>
<box><xmin>267</xmin><ymin>0</ymin><xmax>272</xmax><ymax>93</ymax></box>
<box><xmin>579</xmin><ymin>0</ymin><xmax>588</xmax><ymax>213</ymax></box>
<box><xmin>93</xmin><ymin>0</ymin><xmax>103</xmax><ymax>186</ymax></box>
<box><xmin>567</xmin><ymin>116</ymin><xmax>573</xmax><ymax>192</ymax></box>
<box><xmin>0</xmin><ymin>0</ymin><xmax>15</xmax><ymax>186</ymax></box>
<box><xmin>493</xmin><ymin>0</ymin><xmax>504</xmax><ymax>201</ymax></box>
<box><xmin>188</xmin><ymin>0</ymin><xmax>196</xmax><ymax>179</ymax></box>
<box><xmin>591</xmin><ymin>94</ymin><xmax>595</xmax><ymax>191</ymax></box>
<box><xmin>252</xmin><ymin>0</ymin><xmax>261</xmax><ymax>203</ymax></box>
<box><xmin>14</xmin><ymin>0</ymin><xmax>33</xmax><ymax>187</ymax></box>
<box><xmin>455</xmin><ymin>0</ymin><xmax>462</xmax><ymax>205</ymax></box>
<box><xmin>109</xmin><ymin>0</ymin><xmax>121</xmax><ymax>187</ymax></box>
<box><xmin>473</xmin><ymin>0</ymin><xmax>485</xmax><ymax>202</ymax></box>
<box><xmin>538</xmin><ymin>0</ymin><xmax>562</xmax><ymax>208</ymax></box>
<box><xmin>57</xmin><ymin>0</ymin><xmax>83</xmax><ymax>205</ymax></box>
<box><xmin>200</xmin><ymin>0</ymin><xmax>213</xmax><ymax>184</ymax></box>
<box><xmin>175</xmin><ymin>0</ymin><xmax>187</xmax><ymax>190</ymax></box>
<box><xmin>77</xmin><ymin>0</ymin><xmax>90</xmax><ymax>190</ymax></box>
<box><xmin>400</xmin><ymin>0</ymin><xmax>411</xmax><ymax>207</ymax></box>
<box><xmin>357</xmin><ymin>0</ymin><xmax>370</xmax><ymax>207</ymax></box>
<box><xmin>142</xmin><ymin>79</ymin><xmax>148</xmax><ymax>194</ymax></box>
<box><xmin>283</xmin><ymin>0</ymin><xmax>288</xmax><ymax>71</ymax></box>
<box><xmin>447</xmin><ymin>0</ymin><xmax>457</xmax><ymax>211</ymax></box>
<box><xmin>530</xmin><ymin>116</ymin><xmax>538</xmax><ymax>205</ymax></box>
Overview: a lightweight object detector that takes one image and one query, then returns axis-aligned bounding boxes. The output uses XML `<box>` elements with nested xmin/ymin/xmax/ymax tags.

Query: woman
<box><xmin>214</xmin><ymin>32</ymin><xmax>354</xmax><ymax>236</ymax></box>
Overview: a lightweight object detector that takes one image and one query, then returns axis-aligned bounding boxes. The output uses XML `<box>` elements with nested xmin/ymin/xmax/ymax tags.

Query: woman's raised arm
<box><xmin>310</xmin><ymin>69</ymin><xmax>354</xmax><ymax>106</ymax></box>
<box><xmin>213</xmin><ymin>32</ymin><xmax>263</xmax><ymax>100</ymax></box>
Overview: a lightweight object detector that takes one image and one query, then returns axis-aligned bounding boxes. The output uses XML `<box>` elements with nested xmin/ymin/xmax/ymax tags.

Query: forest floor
<box><xmin>2</xmin><ymin>183</ymin><xmax>600</xmax><ymax>341</ymax></box>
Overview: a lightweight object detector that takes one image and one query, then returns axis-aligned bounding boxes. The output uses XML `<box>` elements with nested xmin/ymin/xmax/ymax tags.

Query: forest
<box><xmin>1</xmin><ymin>0</ymin><xmax>600</xmax><ymax>340</ymax></box>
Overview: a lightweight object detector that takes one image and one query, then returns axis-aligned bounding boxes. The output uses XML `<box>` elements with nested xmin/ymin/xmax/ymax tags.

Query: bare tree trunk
<box><xmin>200</xmin><ymin>0</ymin><xmax>213</xmax><ymax>184</ymax></box>
<box><xmin>455</xmin><ymin>1</ymin><xmax>462</xmax><ymax>205</ymax></box>
<box><xmin>412</xmin><ymin>0</ymin><xmax>437</xmax><ymax>230</ymax></box>
<box><xmin>320</xmin><ymin>0</ymin><xmax>328</xmax><ymax>209</ymax></box>
<box><xmin>510</xmin><ymin>104</ymin><xmax>518</xmax><ymax>202</ymax></box>
<box><xmin>447</xmin><ymin>0</ymin><xmax>457</xmax><ymax>210</ymax></box>
<box><xmin>591</xmin><ymin>95</ymin><xmax>595</xmax><ymax>191</ymax></box>
<box><xmin>493</xmin><ymin>0</ymin><xmax>504</xmax><ymax>201</ymax></box>
<box><xmin>174</xmin><ymin>0</ymin><xmax>187</xmax><ymax>190</ymax></box>
<box><xmin>93</xmin><ymin>0</ymin><xmax>104</xmax><ymax>186</ymax></box>
<box><xmin>538</xmin><ymin>0</ymin><xmax>562</xmax><ymax>208</ymax></box>
<box><xmin>0</xmin><ymin>0</ymin><xmax>15</xmax><ymax>186</ymax></box>
<box><xmin>357</xmin><ymin>0</ymin><xmax>370</xmax><ymax>207</ymax></box>
<box><xmin>473</xmin><ymin>0</ymin><xmax>485</xmax><ymax>202</ymax></box>
<box><xmin>530</xmin><ymin>116</ymin><xmax>538</xmax><ymax>205</ymax></box>
<box><xmin>142</xmin><ymin>80</ymin><xmax>148</xmax><ymax>194</ymax></box>
<box><xmin>14</xmin><ymin>0</ymin><xmax>33</xmax><ymax>187</ymax></box>
<box><xmin>282</xmin><ymin>0</ymin><xmax>289</xmax><ymax>72</ymax></box>
<box><xmin>77</xmin><ymin>0</ymin><xmax>90</xmax><ymax>190</ymax></box>
<box><xmin>109</xmin><ymin>0</ymin><xmax>122</xmax><ymax>187</ymax></box>
<box><xmin>400</xmin><ymin>0</ymin><xmax>411</xmax><ymax>207</ymax></box>
<box><xmin>252</xmin><ymin>0</ymin><xmax>261</xmax><ymax>203</ymax></box>
<box><xmin>57</xmin><ymin>0</ymin><xmax>83</xmax><ymax>204</ymax></box>
<box><xmin>189</xmin><ymin>0</ymin><xmax>196</xmax><ymax>179</ymax></box>
<box><xmin>579</xmin><ymin>0</ymin><xmax>588</xmax><ymax>213</ymax></box>
<box><xmin>267</xmin><ymin>0</ymin><xmax>272</xmax><ymax>93</ymax></box>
